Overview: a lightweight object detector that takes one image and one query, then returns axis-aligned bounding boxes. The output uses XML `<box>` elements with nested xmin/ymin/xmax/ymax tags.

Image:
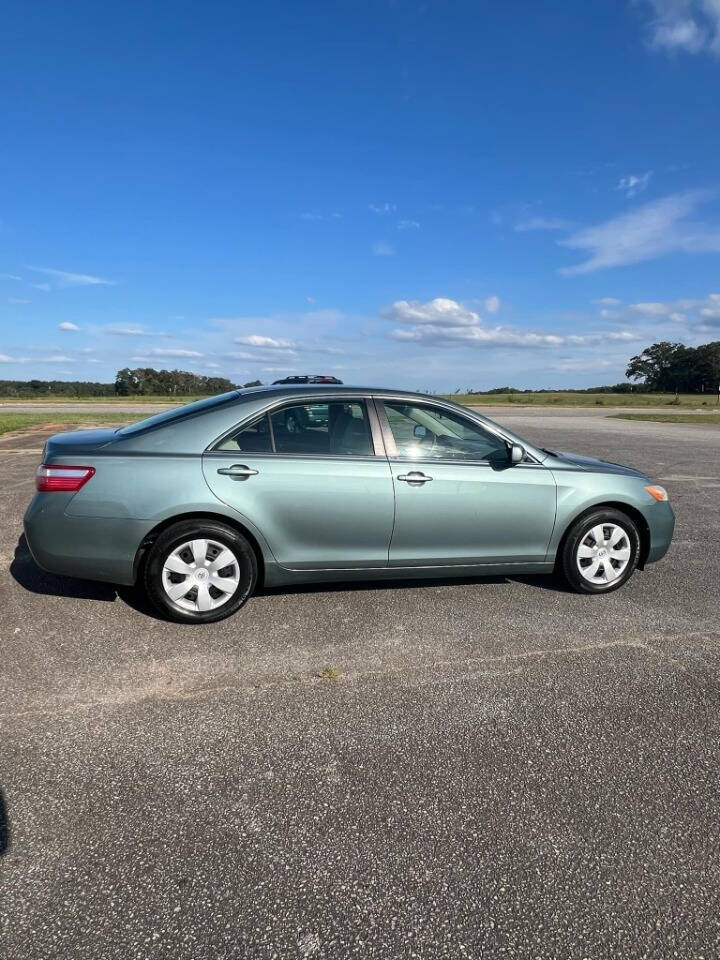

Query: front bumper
<box><xmin>23</xmin><ymin>493</ymin><xmax>151</xmax><ymax>586</ymax></box>
<box><xmin>642</xmin><ymin>500</ymin><xmax>675</xmax><ymax>564</ymax></box>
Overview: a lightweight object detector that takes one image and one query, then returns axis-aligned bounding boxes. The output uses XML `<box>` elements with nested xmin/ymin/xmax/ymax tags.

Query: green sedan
<box><xmin>24</xmin><ymin>385</ymin><xmax>675</xmax><ymax>623</ymax></box>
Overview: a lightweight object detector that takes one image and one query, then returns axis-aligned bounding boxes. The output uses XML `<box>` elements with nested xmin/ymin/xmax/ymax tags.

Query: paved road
<box><xmin>1</xmin><ymin>413</ymin><xmax>718</xmax><ymax>958</ymax></box>
<box><xmin>1</xmin><ymin>399</ymin><xmax>720</xmax><ymax>416</ymax></box>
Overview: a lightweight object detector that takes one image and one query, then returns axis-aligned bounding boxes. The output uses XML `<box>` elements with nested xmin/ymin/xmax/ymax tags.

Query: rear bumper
<box><xmin>23</xmin><ymin>494</ymin><xmax>150</xmax><ymax>586</ymax></box>
<box><xmin>643</xmin><ymin>500</ymin><xmax>675</xmax><ymax>564</ymax></box>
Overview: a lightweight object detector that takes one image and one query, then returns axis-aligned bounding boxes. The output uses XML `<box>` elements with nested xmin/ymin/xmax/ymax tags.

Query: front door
<box><xmin>377</xmin><ymin>400</ymin><xmax>557</xmax><ymax>567</ymax></box>
<box><xmin>203</xmin><ymin>398</ymin><xmax>395</xmax><ymax>570</ymax></box>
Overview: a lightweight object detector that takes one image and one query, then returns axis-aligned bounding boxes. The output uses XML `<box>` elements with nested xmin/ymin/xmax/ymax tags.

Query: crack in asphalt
<box><xmin>3</xmin><ymin>635</ymin><xmax>719</xmax><ymax>721</ymax></box>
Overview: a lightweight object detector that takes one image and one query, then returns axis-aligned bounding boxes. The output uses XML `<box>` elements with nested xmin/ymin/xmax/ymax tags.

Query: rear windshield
<box><xmin>117</xmin><ymin>390</ymin><xmax>242</xmax><ymax>436</ymax></box>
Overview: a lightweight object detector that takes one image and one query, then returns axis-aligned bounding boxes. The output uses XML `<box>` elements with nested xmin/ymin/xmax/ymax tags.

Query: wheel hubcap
<box><xmin>161</xmin><ymin>538</ymin><xmax>240</xmax><ymax>613</ymax></box>
<box><xmin>576</xmin><ymin>523</ymin><xmax>631</xmax><ymax>585</ymax></box>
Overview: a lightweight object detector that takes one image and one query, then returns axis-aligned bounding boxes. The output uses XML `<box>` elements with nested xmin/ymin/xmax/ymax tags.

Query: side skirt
<box><xmin>262</xmin><ymin>560</ymin><xmax>555</xmax><ymax>589</ymax></box>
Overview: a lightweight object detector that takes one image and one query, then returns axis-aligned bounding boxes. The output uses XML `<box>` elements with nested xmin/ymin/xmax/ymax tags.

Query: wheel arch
<box><xmin>553</xmin><ymin>501</ymin><xmax>651</xmax><ymax>571</ymax></box>
<box><xmin>133</xmin><ymin>511</ymin><xmax>266</xmax><ymax>585</ymax></box>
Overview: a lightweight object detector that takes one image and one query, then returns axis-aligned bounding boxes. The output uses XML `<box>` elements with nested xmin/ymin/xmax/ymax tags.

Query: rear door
<box><xmin>377</xmin><ymin>399</ymin><xmax>557</xmax><ymax>566</ymax></box>
<box><xmin>203</xmin><ymin>397</ymin><xmax>395</xmax><ymax>570</ymax></box>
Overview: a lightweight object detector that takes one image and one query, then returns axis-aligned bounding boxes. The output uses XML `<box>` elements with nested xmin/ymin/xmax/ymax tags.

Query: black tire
<box><xmin>143</xmin><ymin>520</ymin><xmax>257</xmax><ymax>623</ymax></box>
<box><xmin>560</xmin><ymin>508</ymin><xmax>640</xmax><ymax>595</ymax></box>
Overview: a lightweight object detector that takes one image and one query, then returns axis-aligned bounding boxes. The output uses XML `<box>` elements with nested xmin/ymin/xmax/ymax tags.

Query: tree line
<box><xmin>625</xmin><ymin>340</ymin><xmax>720</xmax><ymax>393</ymax></box>
<box><xmin>114</xmin><ymin>367</ymin><xmax>238</xmax><ymax>396</ymax></box>
<box><xmin>0</xmin><ymin>368</ymin><xmax>261</xmax><ymax>398</ymax></box>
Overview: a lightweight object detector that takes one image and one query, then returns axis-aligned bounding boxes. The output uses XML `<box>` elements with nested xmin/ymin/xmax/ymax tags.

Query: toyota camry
<box><xmin>23</xmin><ymin>385</ymin><xmax>675</xmax><ymax>623</ymax></box>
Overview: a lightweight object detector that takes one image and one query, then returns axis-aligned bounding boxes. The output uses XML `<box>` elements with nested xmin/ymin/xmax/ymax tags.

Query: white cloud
<box><xmin>384</xmin><ymin>297</ymin><xmax>637</xmax><ymax>349</ymax></box>
<box><xmin>41</xmin><ymin>354</ymin><xmax>74</xmax><ymax>363</ymax></box>
<box><xmin>700</xmin><ymin>292</ymin><xmax>720</xmax><ymax>318</ymax></box>
<box><xmin>630</xmin><ymin>301</ymin><xmax>672</xmax><ymax>315</ymax></box>
<box><xmin>369</xmin><ymin>203</ymin><xmax>396</xmax><ymax>214</ymax></box>
<box><xmin>234</xmin><ymin>335</ymin><xmax>295</xmax><ymax>349</ymax></box>
<box><xmin>228</xmin><ymin>351</ymin><xmax>256</xmax><ymax>361</ymax></box>
<box><xmin>300</xmin><ymin>212</ymin><xmax>342</xmax><ymax>222</ymax></box>
<box><xmin>484</xmin><ymin>295</ymin><xmax>501</xmax><ymax>314</ymax></box>
<box><xmin>58</xmin><ymin>321</ymin><xmax>80</xmax><ymax>331</ymax></box>
<box><xmin>398</xmin><ymin>220</ymin><xmax>420</xmax><ymax>230</ymax></box>
<box><xmin>617</xmin><ymin>171</ymin><xmax>652</xmax><ymax>198</ymax></box>
<box><xmin>105</xmin><ymin>326</ymin><xmax>166</xmax><ymax>337</ymax></box>
<box><xmin>27</xmin><ymin>266</ymin><xmax>116</xmax><ymax>287</ymax></box>
<box><xmin>0</xmin><ymin>354</ymin><xmax>29</xmax><ymax>363</ymax></box>
<box><xmin>372</xmin><ymin>241</ymin><xmax>395</xmax><ymax>257</ymax></box>
<box><xmin>149</xmin><ymin>348</ymin><xmax>204</xmax><ymax>358</ymax></box>
<box><xmin>8</xmin><ymin>297</ymin><xmax>30</xmax><ymax>304</ymax></box>
<box><xmin>642</xmin><ymin>1</ymin><xmax>720</xmax><ymax>55</ymax></box>
<box><xmin>593</xmin><ymin>297</ymin><xmax>622</xmax><ymax>306</ymax></box>
<box><xmin>558</xmin><ymin>190</ymin><xmax>720</xmax><ymax>274</ymax></box>
<box><xmin>0</xmin><ymin>273</ymin><xmax>23</xmax><ymax>281</ymax></box>
<box><xmin>387</xmin><ymin>298</ymin><xmax>481</xmax><ymax>327</ymax></box>
<box><xmin>515</xmin><ymin>217</ymin><xmax>572</xmax><ymax>232</ymax></box>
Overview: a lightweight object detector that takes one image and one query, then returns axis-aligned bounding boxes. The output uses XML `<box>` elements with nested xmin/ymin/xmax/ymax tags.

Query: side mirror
<box><xmin>510</xmin><ymin>443</ymin><xmax>525</xmax><ymax>465</ymax></box>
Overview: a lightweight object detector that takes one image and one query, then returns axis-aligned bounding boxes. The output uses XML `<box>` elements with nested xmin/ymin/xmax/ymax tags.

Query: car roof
<box><xmin>238</xmin><ymin>384</ymin><xmax>429</xmax><ymax>401</ymax></box>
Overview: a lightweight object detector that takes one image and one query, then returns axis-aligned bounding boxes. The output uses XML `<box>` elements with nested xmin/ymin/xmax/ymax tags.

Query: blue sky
<box><xmin>2</xmin><ymin>0</ymin><xmax>720</xmax><ymax>390</ymax></box>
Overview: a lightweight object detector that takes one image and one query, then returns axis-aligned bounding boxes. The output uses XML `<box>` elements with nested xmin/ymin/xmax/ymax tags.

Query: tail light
<box><xmin>35</xmin><ymin>464</ymin><xmax>95</xmax><ymax>492</ymax></box>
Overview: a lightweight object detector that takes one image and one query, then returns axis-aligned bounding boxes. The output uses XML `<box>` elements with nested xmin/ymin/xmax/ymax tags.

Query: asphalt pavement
<box><xmin>1</xmin><ymin>411</ymin><xmax>718</xmax><ymax>959</ymax></box>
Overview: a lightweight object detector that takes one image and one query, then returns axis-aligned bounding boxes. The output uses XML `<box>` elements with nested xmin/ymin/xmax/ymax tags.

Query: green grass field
<box><xmin>610</xmin><ymin>413</ymin><xmax>720</xmax><ymax>425</ymax></box>
<box><xmin>0</xmin><ymin>412</ymin><xmax>139</xmax><ymax>437</ymax></box>
<box><xmin>448</xmin><ymin>391</ymin><xmax>720</xmax><ymax>408</ymax></box>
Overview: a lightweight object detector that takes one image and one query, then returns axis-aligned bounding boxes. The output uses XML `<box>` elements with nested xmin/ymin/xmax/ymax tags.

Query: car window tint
<box><xmin>383</xmin><ymin>401</ymin><xmax>507</xmax><ymax>462</ymax></box>
<box><xmin>270</xmin><ymin>401</ymin><xmax>373</xmax><ymax>456</ymax></box>
<box><xmin>216</xmin><ymin>414</ymin><xmax>272</xmax><ymax>453</ymax></box>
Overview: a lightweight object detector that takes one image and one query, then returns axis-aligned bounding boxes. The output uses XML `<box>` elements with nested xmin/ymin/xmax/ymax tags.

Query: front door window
<box><xmin>382</xmin><ymin>401</ymin><xmax>508</xmax><ymax>462</ymax></box>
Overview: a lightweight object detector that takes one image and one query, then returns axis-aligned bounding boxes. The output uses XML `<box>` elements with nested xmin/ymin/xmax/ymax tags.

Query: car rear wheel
<box><xmin>144</xmin><ymin>520</ymin><xmax>257</xmax><ymax>623</ymax></box>
<box><xmin>560</xmin><ymin>508</ymin><xmax>640</xmax><ymax>595</ymax></box>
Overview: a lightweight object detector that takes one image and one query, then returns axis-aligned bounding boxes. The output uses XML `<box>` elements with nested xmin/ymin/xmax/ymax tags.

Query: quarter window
<box><xmin>215</xmin><ymin>414</ymin><xmax>272</xmax><ymax>453</ymax></box>
<box><xmin>382</xmin><ymin>401</ymin><xmax>508</xmax><ymax>462</ymax></box>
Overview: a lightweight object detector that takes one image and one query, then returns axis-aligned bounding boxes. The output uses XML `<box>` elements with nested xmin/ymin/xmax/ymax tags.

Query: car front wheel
<box><xmin>144</xmin><ymin>520</ymin><xmax>257</xmax><ymax>622</ymax></box>
<box><xmin>560</xmin><ymin>508</ymin><xmax>640</xmax><ymax>594</ymax></box>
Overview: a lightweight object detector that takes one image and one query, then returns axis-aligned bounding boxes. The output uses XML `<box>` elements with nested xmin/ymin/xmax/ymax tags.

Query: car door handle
<box><xmin>217</xmin><ymin>464</ymin><xmax>259</xmax><ymax>478</ymax></box>
<box><xmin>396</xmin><ymin>471</ymin><xmax>433</xmax><ymax>484</ymax></box>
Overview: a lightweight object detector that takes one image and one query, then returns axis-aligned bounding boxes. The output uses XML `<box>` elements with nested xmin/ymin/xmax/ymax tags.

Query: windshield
<box><xmin>117</xmin><ymin>390</ymin><xmax>242</xmax><ymax>436</ymax></box>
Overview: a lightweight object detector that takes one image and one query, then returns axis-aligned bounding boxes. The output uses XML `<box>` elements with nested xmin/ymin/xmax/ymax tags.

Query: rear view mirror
<box><xmin>413</xmin><ymin>424</ymin><xmax>427</xmax><ymax>439</ymax></box>
<box><xmin>510</xmin><ymin>443</ymin><xmax>525</xmax><ymax>465</ymax></box>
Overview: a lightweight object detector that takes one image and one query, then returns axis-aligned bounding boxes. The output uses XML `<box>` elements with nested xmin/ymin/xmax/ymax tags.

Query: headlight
<box><xmin>645</xmin><ymin>484</ymin><xmax>669</xmax><ymax>502</ymax></box>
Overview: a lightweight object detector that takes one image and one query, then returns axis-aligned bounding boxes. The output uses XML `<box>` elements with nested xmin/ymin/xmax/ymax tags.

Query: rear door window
<box><xmin>213</xmin><ymin>400</ymin><xmax>375</xmax><ymax>456</ymax></box>
<box><xmin>270</xmin><ymin>401</ymin><xmax>373</xmax><ymax>456</ymax></box>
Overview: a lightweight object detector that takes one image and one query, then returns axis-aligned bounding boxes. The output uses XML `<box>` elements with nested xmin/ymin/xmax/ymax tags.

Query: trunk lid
<box><xmin>43</xmin><ymin>428</ymin><xmax>119</xmax><ymax>462</ymax></box>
